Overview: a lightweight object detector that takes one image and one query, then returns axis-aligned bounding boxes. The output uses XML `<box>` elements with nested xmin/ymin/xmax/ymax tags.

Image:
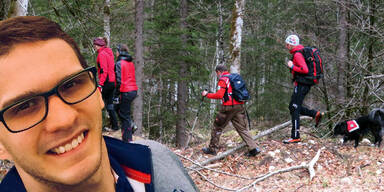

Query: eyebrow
<box><xmin>2</xmin><ymin>90</ymin><xmax>42</xmax><ymax>110</ymax></box>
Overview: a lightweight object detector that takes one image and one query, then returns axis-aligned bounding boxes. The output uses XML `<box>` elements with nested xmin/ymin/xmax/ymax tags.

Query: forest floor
<box><xmin>1</xmin><ymin>124</ymin><xmax>384</xmax><ymax>192</ymax></box>
<box><xmin>176</xmin><ymin>124</ymin><xmax>384</xmax><ymax>192</ymax></box>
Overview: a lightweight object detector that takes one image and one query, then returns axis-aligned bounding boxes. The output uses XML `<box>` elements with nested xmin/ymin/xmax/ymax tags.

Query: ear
<box><xmin>97</xmin><ymin>89</ymin><xmax>105</xmax><ymax>109</ymax></box>
<box><xmin>0</xmin><ymin>142</ymin><xmax>12</xmax><ymax>160</ymax></box>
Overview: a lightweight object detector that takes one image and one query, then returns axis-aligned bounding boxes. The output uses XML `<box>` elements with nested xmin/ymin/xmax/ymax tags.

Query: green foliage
<box><xmin>6</xmin><ymin>0</ymin><xmax>383</xmax><ymax>142</ymax></box>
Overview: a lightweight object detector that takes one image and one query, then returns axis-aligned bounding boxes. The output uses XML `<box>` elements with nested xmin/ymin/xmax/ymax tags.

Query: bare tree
<box><xmin>176</xmin><ymin>0</ymin><xmax>188</xmax><ymax>148</ymax></box>
<box><xmin>336</xmin><ymin>0</ymin><xmax>348</xmax><ymax>103</ymax></box>
<box><xmin>103</xmin><ymin>0</ymin><xmax>111</xmax><ymax>46</ymax></box>
<box><xmin>133</xmin><ymin>0</ymin><xmax>144</xmax><ymax>134</ymax></box>
<box><xmin>229</xmin><ymin>0</ymin><xmax>245</xmax><ymax>73</ymax></box>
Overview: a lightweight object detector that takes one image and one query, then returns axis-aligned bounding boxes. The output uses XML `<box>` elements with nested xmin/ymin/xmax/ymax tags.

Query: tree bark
<box><xmin>361</xmin><ymin>0</ymin><xmax>376</xmax><ymax>114</ymax></box>
<box><xmin>10</xmin><ymin>0</ymin><xmax>28</xmax><ymax>17</ymax></box>
<box><xmin>229</xmin><ymin>0</ymin><xmax>245</xmax><ymax>73</ymax></box>
<box><xmin>134</xmin><ymin>0</ymin><xmax>144</xmax><ymax>134</ymax></box>
<box><xmin>336</xmin><ymin>0</ymin><xmax>347</xmax><ymax>104</ymax></box>
<box><xmin>176</xmin><ymin>0</ymin><xmax>188</xmax><ymax>148</ymax></box>
<box><xmin>103</xmin><ymin>0</ymin><xmax>111</xmax><ymax>46</ymax></box>
<box><xmin>215</xmin><ymin>0</ymin><xmax>225</xmax><ymax>67</ymax></box>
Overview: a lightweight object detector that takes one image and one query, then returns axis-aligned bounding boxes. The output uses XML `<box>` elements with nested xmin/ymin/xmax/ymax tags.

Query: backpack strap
<box><xmin>219</xmin><ymin>75</ymin><xmax>231</xmax><ymax>103</ymax></box>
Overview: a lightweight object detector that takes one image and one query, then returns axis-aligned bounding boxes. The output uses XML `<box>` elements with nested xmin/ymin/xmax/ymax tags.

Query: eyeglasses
<box><xmin>0</xmin><ymin>67</ymin><xmax>97</xmax><ymax>133</ymax></box>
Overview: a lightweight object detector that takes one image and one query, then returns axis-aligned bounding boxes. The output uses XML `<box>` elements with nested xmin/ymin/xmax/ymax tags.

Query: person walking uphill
<box><xmin>93</xmin><ymin>37</ymin><xmax>119</xmax><ymax>131</ymax></box>
<box><xmin>114</xmin><ymin>44</ymin><xmax>138</xmax><ymax>142</ymax></box>
<box><xmin>283</xmin><ymin>34</ymin><xmax>323</xmax><ymax>144</ymax></box>
<box><xmin>201</xmin><ymin>65</ymin><xmax>261</xmax><ymax>157</ymax></box>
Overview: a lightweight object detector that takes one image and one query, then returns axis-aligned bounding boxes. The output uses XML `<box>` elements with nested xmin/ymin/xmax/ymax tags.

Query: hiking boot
<box><xmin>283</xmin><ymin>138</ymin><xmax>301</xmax><ymax>144</ymax></box>
<box><xmin>202</xmin><ymin>147</ymin><xmax>217</xmax><ymax>155</ymax></box>
<box><xmin>315</xmin><ymin>111</ymin><xmax>323</xmax><ymax>127</ymax></box>
<box><xmin>246</xmin><ymin>148</ymin><xmax>261</xmax><ymax>157</ymax></box>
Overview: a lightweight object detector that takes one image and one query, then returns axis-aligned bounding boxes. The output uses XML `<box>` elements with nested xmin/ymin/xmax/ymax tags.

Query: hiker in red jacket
<box><xmin>201</xmin><ymin>65</ymin><xmax>261</xmax><ymax>157</ymax></box>
<box><xmin>114</xmin><ymin>44</ymin><xmax>138</xmax><ymax>142</ymax></box>
<box><xmin>283</xmin><ymin>34</ymin><xmax>323</xmax><ymax>144</ymax></box>
<box><xmin>93</xmin><ymin>37</ymin><xmax>119</xmax><ymax>131</ymax></box>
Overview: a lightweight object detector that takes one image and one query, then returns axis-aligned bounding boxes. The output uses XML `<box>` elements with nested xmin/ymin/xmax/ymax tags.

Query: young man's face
<box><xmin>0</xmin><ymin>39</ymin><xmax>106</xmax><ymax>188</ymax></box>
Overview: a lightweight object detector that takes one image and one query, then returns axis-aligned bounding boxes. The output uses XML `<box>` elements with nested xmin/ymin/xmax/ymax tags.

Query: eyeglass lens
<box><xmin>3</xmin><ymin>69</ymin><xmax>96</xmax><ymax>132</ymax></box>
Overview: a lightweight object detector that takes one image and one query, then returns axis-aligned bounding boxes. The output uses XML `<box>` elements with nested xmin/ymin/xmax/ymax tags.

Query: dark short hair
<box><xmin>119</xmin><ymin>44</ymin><xmax>129</xmax><ymax>52</ymax></box>
<box><xmin>215</xmin><ymin>65</ymin><xmax>227</xmax><ymax>72</ymax></box>
<box><xmin>0</xmin><ymin>16</ymin><xmax>87</xmax><ymax>68</ymax></box>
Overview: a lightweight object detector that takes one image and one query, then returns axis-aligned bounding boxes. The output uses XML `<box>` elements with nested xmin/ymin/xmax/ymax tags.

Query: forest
<box><xmin>1</xmin><ymin>0</ymin><xmax>384</xmax><ymax>190</ymax></box>
<box><xmin>1</xmin><ymin>0</ymin><xmax>383</xmax><ymax>146</ymax></box>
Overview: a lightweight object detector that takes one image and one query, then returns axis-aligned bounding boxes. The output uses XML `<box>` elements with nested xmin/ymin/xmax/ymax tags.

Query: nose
<box><xmin>43</xmin><ymin>95</ymin><xmax>78</xmax><ymax>133</ymax></box>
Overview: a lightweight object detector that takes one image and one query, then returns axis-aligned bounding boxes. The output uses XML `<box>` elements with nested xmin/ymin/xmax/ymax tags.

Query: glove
<box><xmin>113</xmin><ymin>97</ymin><xmax>120</xmax><ymax>105</ymax></box>
<box><xmin>113</xmin><ymin>92</ymin><xmax>121</xmax><ymax>104</ymax></box>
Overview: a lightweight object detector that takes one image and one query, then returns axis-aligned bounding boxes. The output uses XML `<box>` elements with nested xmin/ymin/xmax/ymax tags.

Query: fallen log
<box><xmin>194</xmin><ymin>116</ymin><xmax>312</xmax><ymax>168</ymax></box>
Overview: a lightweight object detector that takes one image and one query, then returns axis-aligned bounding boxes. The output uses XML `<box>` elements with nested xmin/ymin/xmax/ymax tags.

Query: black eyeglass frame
<box><xmin>0</xmin><ymin>67</ymin><xmax>97</xmax><ymax>133</ymax></box>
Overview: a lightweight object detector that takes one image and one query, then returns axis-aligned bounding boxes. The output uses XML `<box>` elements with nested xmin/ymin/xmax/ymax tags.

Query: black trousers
<box><xmin>118</xmin><ymin>91</ymin><xmax>137</xmax><ymax>142</ymax></box>
<box><xmin>288</xmin><ymin>84</ymin><xmax>318</xmax><ymax>139</ymax></box>
<box><xmin>102</xmin><ymin>81</ymin><xmax>119</xmax><ymax>129</ymax></box>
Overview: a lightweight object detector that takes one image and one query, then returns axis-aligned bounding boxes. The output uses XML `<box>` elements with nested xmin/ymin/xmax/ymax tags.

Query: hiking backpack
<box><xmin>294</xmin><ymin>47</ymin><xmax>323</xmax><ymax>85</ymax></box>
<box><xmin>222</xmin><ymin>73</ymin><xmax>250</xmax><ymax>102</ymax></box>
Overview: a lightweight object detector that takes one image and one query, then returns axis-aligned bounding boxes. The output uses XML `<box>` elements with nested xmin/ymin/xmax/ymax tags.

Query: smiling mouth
<box><xmin>49</xmin><ymin>131</ymin><xmax>88</xmax><ymax>155</ymax></box>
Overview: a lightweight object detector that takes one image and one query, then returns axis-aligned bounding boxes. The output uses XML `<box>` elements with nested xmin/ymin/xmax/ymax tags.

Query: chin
<box><xmin>57</xmin><ymin>154</ymin><xmax>102</xmax><ymax>186</ymax></box>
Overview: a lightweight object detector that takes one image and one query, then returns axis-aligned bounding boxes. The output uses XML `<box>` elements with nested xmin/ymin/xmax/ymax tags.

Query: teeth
<box><xmin>52</xmin><ymin>132</ymin><xmax>85</xmax><ymax>154</ymax></box>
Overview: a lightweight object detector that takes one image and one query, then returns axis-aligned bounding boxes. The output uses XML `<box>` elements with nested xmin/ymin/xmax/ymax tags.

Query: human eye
<box><xmin>7</xmin><ymin>97</ymin><xmax>41</xmax><ymax>116</ymax></box>
<box><xmin>60</xmin><ymin>73</ymin><xmax>88</xmax><ymax>92</ymax></box>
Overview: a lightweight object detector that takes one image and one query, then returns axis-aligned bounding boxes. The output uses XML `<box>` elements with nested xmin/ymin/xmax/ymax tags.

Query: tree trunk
<box><xmin>209</xmin><ymin>0</ymin><xmax>224</xmax><ymax>118</ymax></box>
<box><xmin>336</xmin><ymin>0</ymin><xmax>347</xmax><ymax>104</ymax></box>
<box><xmin>134</xmin><ymin>0</ymin><xmax>144</xmax><ymax>134</ymax></box>
<box><xmin>229</xmin><ymin>0</ymin><xmax>245</xmax><ymax>73</ymax></box>
<box><xmin>216</xmin><ymin>0</ymin><xmax>225</xmax><ymax>67</ymax></box>
<box><xmin>10</xmin><ymin>0</ymin><xmax>28</xmax><ymax>17</ymax></box>
<box><xmin>103</xmin><ymin>0</ymin><xmax>111</xmax><ymax>46</ymax></box>
<box><xmin>361</xmin><ymin>0</ymin><xmax>376</xmax><ymax>114</ymax></box>
<box><xmin>176</xmin><ymin>0</ymin><xmax>188</xmax><ymax>148</ymax></box>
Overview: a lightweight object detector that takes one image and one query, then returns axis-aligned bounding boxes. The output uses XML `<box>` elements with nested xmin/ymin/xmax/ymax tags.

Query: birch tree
<box><xmin>15</xmin><ymin>0</ymin><xmax>28</xmax><ymax>16</ymax></box>
<box><xmin>229</xmin><ymin>0</ymin><xmax>245</xmax><ymax>73</ymax></box>
<box><xmin>134</xmin><ymin>0</ymin><xmax>144</xmax><ymax>134</ymax></box>
<box><xmin>9</xmin><ymin>0</ymin><xmax>29</xmax><ymax>17</ymax></box>
<box><xmin>103</xmin><ymin>0</ymin><xmax>111</xmax><ymax>46</ymax></box>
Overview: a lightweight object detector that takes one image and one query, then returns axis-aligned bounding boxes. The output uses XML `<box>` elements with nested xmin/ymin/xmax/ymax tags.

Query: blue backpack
<box><xmin>222</xmin><ymin>73</ymin><xmax>250</xmax><ymax>102</ymax></box>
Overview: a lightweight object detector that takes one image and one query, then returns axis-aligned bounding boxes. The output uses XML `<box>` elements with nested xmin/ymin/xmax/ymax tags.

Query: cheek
<box><xmin>0</xmin><ymin>132</ymin><xmax>37</xmax><ymax>159</ymax></box>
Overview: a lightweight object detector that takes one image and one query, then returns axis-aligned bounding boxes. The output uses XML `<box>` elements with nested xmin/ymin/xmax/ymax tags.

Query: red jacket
<box><xmin>116</xmin><ymin>58</ymin><xmax>138</xmax><ymax>92</ymax></box>
<box><xmin>96</xmin><ymin>46</ymin><xmax>116</xmax><ymax>86</ymax></box>
<box><xmin>206</xmin><ymin>71</ymin><xmax>244</xmax><ymax>106</ymax></box>
<box><xmin>290</xmin><ymin>45</ymin><xmax>308</xmax><ymax>85</ymax></box>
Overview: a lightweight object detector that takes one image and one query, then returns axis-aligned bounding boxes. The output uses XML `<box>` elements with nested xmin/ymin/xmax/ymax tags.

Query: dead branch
<box><xmin>188</xmin><ymin>167</ymin><xmax>237</xmax><ymax>191</ymax></box>
<box><xmin>364</xmin><ymin>74</ymin><xmax>384</xmax><ymax>79</ymax></box>
<box><xmin>236</xmin><ymin>147</ymin><xmax>324</xmax><ymax>192</ymax></box>
<box><xmin>178</xmin><ymin>153</ymin><xmax>254</xmax><ymax>180</ymax></box>
<box><xmin>194</xmin><ymin>116</ymin><xmax>312</xmax><ymax>168</ymax></box>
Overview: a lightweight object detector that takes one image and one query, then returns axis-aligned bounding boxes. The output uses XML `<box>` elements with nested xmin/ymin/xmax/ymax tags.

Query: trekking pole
<box><xmin>185</xmin><ymin>92</ymin><xmax>205</xmax><ymax>149</ymax></box>
<box><xmin>245</xmin><ymin>104</ymin><xmax>251</xmax><ymax>130</ymax></box>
